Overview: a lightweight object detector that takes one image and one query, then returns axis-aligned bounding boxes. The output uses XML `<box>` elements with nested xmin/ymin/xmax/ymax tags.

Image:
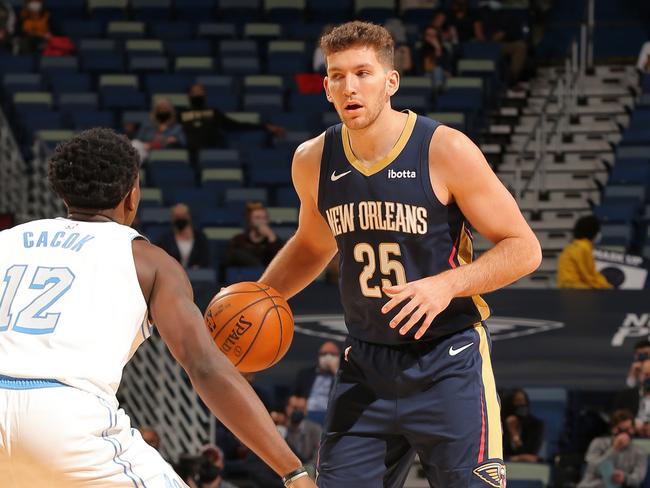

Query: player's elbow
<box><xmin>523</xmin><ymin>234</ymin><xmax>542</xmax><ymax>275</ymax></box>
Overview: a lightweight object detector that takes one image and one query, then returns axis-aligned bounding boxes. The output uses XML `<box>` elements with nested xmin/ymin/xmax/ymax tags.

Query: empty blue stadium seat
<box><xmin>2</xmin><ymin>73</ymin><xmax>42</xmax><ymax>94</ymax></box>
<box><xmin>594</xmin><ymin>202</ymin><xmax>639</xmax><ymax>223</ymax></box>
<box><xmin>198</xmin><ymin>149</ymin><xmax>242</xmax><ymax>168</ymax></box>
<box><xmin>0</xmin><ymin>55</ymin><xmax>35</xmax><ymax>73</ymax></box>
<box><xmin>217</xmin><ymin>0</ymin><xmax>261</xmax><ymax>23</ymax></box>
<box><xmin>224</xmin><ymin>187</ymin><xmax>268</xmax><ymax>205</ymax></box>
<box><xmin>19</xmin><ymin>111</ymin><xmax>65</xmax><ymax>136</ymax></box>
<box><xmin>166</xmin><ymin>187</ymin><xmax>218</xmax><ymax>210</ymax></box>
<box><xmin>70</xmin><ymin>111</ymin><xmax>116</xmax><ymax>130</ymax></box>
<box><xmin>81</xmin><ymin>52</ymin><xmax>125</xmax><ymax>72</ymax></box>
<box><xmin>175</xmin><ymin>0</ymin><xmax>216</xmax><ymax>21</ymax></box>
<box><xmin>225</xmin><ymin>266</ymin><xmax>265</xmax><ymax>284</ymax></box>
<box><xmin>49</xmin><ymin>73</ymin><xmax>91</xmax><ymax>93</ymax></box>
<box><xmin>58</xmin><ymin>92</ymin><xmax>99</xmax><ymax>111</ymax></box>
<box><xmin>243</xmin><ymin>94</ymin><xmax>284</xmax><ymax>114</ymax></box>
<box><xmin>275</xmin><ymin>186</ymin><xmax>299</xmax><ymax>207</ymax></box>
<box><xmin>148</xmin><ymin>166</ymin><xmax>196</xmax><ymax>187</ymax></box>
<box><xmin>61</xmin><ymin>20</ymin><xmax>104</xmax><ymax>39</ymax></box>
<box><xmin>166</xmin><ymin>40</ymin><xmax>213</xmax><ymax>57</ymax></box>
<box><xmin>128</xmin><ymin>56</ymin><xmax>169</xmax><ymax>73</ymax></box>
<box><xmin>248</xmin><ymin>168</ymin><xmax>291</xmax><ymax>186</ymax></box>
<box><xmin>307</xmin><ymin>0</ymin><xmax>353</xmax><ymax>22</ymax></box>
<box><xmin>150</xmin><ymin>21</ymin><xmax>193</xmax><ymax>40</ymax></box>
<box><xmin>198</xmin><ymin>207</ymin><xmax>241</xmax><ymax>227</ymax></box>
<box><xmin>461</xmin><ymin>41</ymin><xmax>502</xmax><ymax>62</ymax></box>
<box><xmin>144</xmin><ymin>73</ymin><xmax>193</xmax><ymax>93</ymax></box>
<box><xmin>101</xmin><ymin>88</ymin><xmax>146</xmax><ymax>110</ymax></box>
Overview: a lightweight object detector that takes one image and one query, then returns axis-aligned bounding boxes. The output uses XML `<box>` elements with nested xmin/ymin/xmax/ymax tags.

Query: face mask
<box><xmin>643</xmin><ymin>378</ymin><xmax>650</xmax><ymax>392</ymax></box>
<box><xmin>173</xmin><ymin>218</ymin><xmax>189</xmax><ymax>231</ymax></box>
<box><xmin>514</xmin><ymin>406</ymin><xmax>529</xmax><ymax>418</ymax></box>
<box><xmin>155</xmin><ymin>111</ymin><xmax>172</xmax><ymax>123</ymax></box>
<box><xmin>28</xmin><ymin>1</ymin><xmax>42</xmax><ymax>12</ymax></box>
<box><xmin>290</xmin><ymin>410</ymin><xmax>305</xmax><ymax>425</ymax></box>
<box><xmin>277</xmin><ymin>425</ymin><xmax>287</xmax><ymax>438</ymax></box>
<box><xmin>319</xmin><ymin>353</ymin><xmax>339</xmax><ymax>371</ymax></box>
<box><xmin>189</xmin><ymin>95</ymin><xmax>206</xmax><ymax>110</ymax></box>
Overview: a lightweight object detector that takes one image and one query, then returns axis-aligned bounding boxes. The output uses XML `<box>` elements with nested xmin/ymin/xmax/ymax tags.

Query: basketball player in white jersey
<box><xmin>0</xmin><ymin>128</ymin><xmax>315</xmax><ymax>488</ymax></box>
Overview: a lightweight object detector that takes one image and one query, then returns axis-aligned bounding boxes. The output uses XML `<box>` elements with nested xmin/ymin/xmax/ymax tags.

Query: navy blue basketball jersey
<box><xmin>317</xmin><ymin>110</ymin><xmax>490</xmax><ymax>345</ymax></box>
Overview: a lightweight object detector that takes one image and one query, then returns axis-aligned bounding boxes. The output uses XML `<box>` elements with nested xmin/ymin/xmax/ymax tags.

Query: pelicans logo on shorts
<box><xmin>473</xmin><ymin>461</ymin><xmax>506</xmax><ymax>487</ymax></box>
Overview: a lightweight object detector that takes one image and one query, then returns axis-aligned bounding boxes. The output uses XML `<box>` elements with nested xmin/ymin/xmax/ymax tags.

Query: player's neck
<box><xmin>66</xmin><ymin>207</ymin><xmax>123</xmax><ymax>224</ymax></box>
<box><xmin>345</xmin><ymin>108</ymin><xmax>408</xmax><ymax>167</ymax></box>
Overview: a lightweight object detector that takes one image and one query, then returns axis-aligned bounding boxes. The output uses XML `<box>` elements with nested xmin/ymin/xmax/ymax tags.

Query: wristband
<box><xmin>282</xmin><ymin>466</ymin><xmax>308</xmax><ymax>487</ymax></box>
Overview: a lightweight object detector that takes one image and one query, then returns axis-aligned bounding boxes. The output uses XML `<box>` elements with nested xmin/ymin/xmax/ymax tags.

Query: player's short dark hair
<box><xmin>610</xmin><ymin>409</ymin><xmax>633</xmax><ymax>427</ymax></box>
<box><xmin>48</xmin><ymin>128</ymin><xmax>140</xmax><ymax>210</ymax></box>
<box><xmin>320</xmin><ymin>21</ymin><xmax>394</xmax><ymax>69</ymax></box>
<box><xmin>573</xmin><ymin>215</ymin><xmax>601</xmax><ymax>240</ymax></box>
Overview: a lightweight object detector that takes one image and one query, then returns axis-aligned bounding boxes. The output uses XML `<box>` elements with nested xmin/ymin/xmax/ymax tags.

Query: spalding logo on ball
<box><xmin>204</xmin><ymin>282</ymin><xmax>294</xmax><ymax>372</ymax></box>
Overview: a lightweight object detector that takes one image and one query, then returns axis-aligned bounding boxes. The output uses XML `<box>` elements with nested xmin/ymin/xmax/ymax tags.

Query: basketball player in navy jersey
<box><xmin>260</xmin><ymin>21</ymin><xmax>541</xmax><ymax>487</ymax></box>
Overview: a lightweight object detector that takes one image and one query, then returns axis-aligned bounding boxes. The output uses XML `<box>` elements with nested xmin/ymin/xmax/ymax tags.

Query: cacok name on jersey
<box><xmin>22</xmin><ymin>231</ymin><xmax>95</xmax><ymax>252</ymax></box>
<box><xmin>325</xmin><ymin>201</ymin><xmax>428</xmax><ymax>237</ymax></box>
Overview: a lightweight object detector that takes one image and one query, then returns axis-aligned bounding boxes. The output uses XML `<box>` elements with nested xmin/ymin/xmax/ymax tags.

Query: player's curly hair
<box><xmin>320</xmin><ymin>21</ymin><xmax>394</xmax><ymax>68</ymax></box>
<box><xmin>48</xmin><ymin>128</ymin><xmax>140</xmax><ymax>210</ymax></box>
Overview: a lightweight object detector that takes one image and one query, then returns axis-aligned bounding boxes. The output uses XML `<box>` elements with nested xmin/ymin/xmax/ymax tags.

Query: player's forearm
<box><xmin>188</xmin><ymin>356</ymin><xmax>302</xmax><ymax>476</ymax></box>
<box><xmin>260</xmin><ymin>235</ymin><xmax>335</xmax><ymax>299</ymax></box>
<box><xmin>444</xmin><ymin>235</ymin><xmax>541</xmax><ymax>297</ymax></box>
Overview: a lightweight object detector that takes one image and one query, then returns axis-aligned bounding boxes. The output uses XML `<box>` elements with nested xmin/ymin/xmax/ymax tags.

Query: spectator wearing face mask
<box><xmin>225</xmin><ymin>202</ymin><xmax>284</xmax><ymax>268</ymax></box>
<box><xmin>616</xmin><ymin>359</ymin><xmax>650</xmax><ymax>431</ymax></box>
<box><xmin>502</xmin><ymin>388</ymin><xmax>544</xmax><ymax>462</ymax></box>
<box><xmin>557</xmin><ymin>215</ymin><xmax>613</xmax><ymax>289</ymax></box>
<box><xmin>133</xmin><ymin>98</ymin><xmax>186</xmax><ymax>161</ymax></box>
<box><xmin>156</xmin><ymin>203</ymin><xmax>211</xmax><ymax>269</ymax></box>
<box><xmin>196</xmin><ymin>458</ymin><xmax>238</xmax><ymax>488</ymax></box>
<box><xmin>284</xmin><ymin>395</ymin><xmax>322</xmax><ymax>467</ymax></box>
<box><xmin>180</xmin><ymin>83</ymin><xmax>285</xmax><ymax>164</ymax></box>
<box><xmin>578</xmin><ymin>409</ymin><xmax>647</xmax><ymax>488</ymax></box>
<box><xmin>292</xmin><ymin>341</ymin><xmax>341</xmax><ymax>425</ymax></box>
<box><xmin>626</xmin><ymin>340</ymin><xmax>650</xmax><ymax>389</ymax></box>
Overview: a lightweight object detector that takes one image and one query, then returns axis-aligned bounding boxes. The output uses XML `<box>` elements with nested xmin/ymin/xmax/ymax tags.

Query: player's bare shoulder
<box><xmin>428</xmin><ymin>124</ymin><xmax>472</xmax><ymax>164</ymax></box>
<box><xmin>291</xmin><ymin>131</ymin><xmax>326</xmax><ymax>199</ymax></box>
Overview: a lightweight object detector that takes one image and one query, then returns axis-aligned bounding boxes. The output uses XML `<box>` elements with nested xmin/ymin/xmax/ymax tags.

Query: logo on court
<box><xmin>293</xmin><ymin>315</ymin><xmax>564</xmax><ymax>342</ymax></box>
<box><xmin>473</xmin><ymin>462</ymin><xmax>506</xmax><ymax>487</ymax></box>
<box><xmin>331</xmin><ymin>170</ymin><xmax>352</xmax><ymax>182</ymax></box>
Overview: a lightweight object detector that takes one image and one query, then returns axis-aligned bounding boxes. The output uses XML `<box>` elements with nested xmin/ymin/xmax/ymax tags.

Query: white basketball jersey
<box><xmin>0</xmin><ymin>218</ymin><xmax>149</xmax><ymax>403</ymax></box>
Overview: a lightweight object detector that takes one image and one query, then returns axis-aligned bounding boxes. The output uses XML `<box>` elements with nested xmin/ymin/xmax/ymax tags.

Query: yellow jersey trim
<box><xmin>476</xmin><ymin>324</ymin><xmax>503</xmax><ymax>460</ymax></box>
<box><xmin>341</xmin><ymin>110</ymin><xmax>417</xmax><ymax>177</ymax></box>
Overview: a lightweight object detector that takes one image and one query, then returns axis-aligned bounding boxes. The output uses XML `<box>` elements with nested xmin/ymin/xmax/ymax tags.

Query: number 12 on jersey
<box><xmin>353</xmin><ymin>242</ymin><xmax>407</xmax><ymax>298</ymax></box>
<box><xmin>0</xmin><ymin>265</ymin><xmax>75</xmax><ymax>334</ymax></box>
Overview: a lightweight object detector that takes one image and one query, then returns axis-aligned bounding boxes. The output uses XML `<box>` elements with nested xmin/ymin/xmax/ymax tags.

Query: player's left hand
<box><xmin>381</xmin><ymin>275</ymin><xmax>454</xmax><ymax>339</ymax></box>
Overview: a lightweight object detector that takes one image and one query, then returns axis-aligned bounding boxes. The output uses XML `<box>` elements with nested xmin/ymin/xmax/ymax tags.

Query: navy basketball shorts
<box><xmin>316</xmin><ymin>323</ymin><xmax>505</xmax><ymax>488</ymax></box>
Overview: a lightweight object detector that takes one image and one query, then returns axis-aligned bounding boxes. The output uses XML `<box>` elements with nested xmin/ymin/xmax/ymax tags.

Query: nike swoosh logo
<box><xmin>331</xmin><ymin>170</ymin><xmax>352</xmax><ymax>182</ymax></box>
<box><xmin>449</xmin><ymin>342</ymin><xmax>473</xmax><ymax>356</ymax></box>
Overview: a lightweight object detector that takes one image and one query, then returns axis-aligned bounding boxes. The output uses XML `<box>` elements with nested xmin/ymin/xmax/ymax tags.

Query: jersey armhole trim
<box><xmin>317</xmin><ymin>127</ymin><xmax>335</xmax><ymax>211</ymax></box>
<box><xmin>419</xmin><ymin>120</ymin><xmax>447</xmax><ymax>210</ymax></box>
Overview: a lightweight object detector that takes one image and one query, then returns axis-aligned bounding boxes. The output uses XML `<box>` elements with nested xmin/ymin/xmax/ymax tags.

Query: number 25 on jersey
<box><xmin>0</xmin><ymin>265</ymin><xmax>75</xmax><ymax>335</ymax></box>
<box><xmin>354</xmin><ymin>243</ymin><xmax>406</xmax><ymax>298</ymax></box>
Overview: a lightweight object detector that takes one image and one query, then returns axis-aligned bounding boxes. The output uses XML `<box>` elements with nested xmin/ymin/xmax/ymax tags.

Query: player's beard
<box><xmin>338</xmin><ymin>94</ymin><xmax>386</xmax><ymax>131</ymax></box>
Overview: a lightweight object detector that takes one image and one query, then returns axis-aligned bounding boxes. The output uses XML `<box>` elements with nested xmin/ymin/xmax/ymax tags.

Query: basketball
<box><xmin>204</xmin><ymin>282</ymin><xmax>294</xmax><ymax>373</ymax></box>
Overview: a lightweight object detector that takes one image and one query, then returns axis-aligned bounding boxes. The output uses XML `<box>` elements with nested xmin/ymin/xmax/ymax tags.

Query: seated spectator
<box><xmin>420</xmin><ymin>25</ymin><xmax>452</xmax><ymax>89</ymax></box>
<box><xmin>557</xmin><ymin>216</ymin><xmax>613</xmax><ymax>289</ymax></box>
<box><xmin>242</xmin><ymin>371</ymin><xmax>274</xmax><ymax>410</ymax></box>
<box><xmin>225</xmin><ymin>202</ymin><xmax>284</xmax><ymax>267</ymax></box>
<box><xmin>502</xmin><ymin>388</ymin><xmax>544</xmax><ymax>462</ymax></box>
<box><xmin>400</xmin><ymin>0</ymin><xmax>440</xmax><ymax>10</ymax></box>
<box><xmin>483</xmin><ymin>6</ymin><xmax>528</xmax><ymax>87</ymax></box>
<box><xmin>384</xmin><ymin>18</ymin><xmax>413</xmax><ymax>75</ymax></box>
<box><xmin>577</xmin><ymin>409</ymin><xmax>647</xmax><ymax>488</ymax></box>
<box><xmin>174</xmin><ymin>454</ymin><xmax>201</xmax><ymax>488</ymax></box>
<box><xmin>313</xmin><ymin>24</ymin><xmax>334</xmax><ymax>73</ymax></box>
<box><xmin>156</xmin><ymin>203</ymin><xmax>211</xmax><ymax>269</ymax></box>
<box><xmin>616</xmin><ymin>359</ymin><xmax>650</xmax><ymax>427</ymax></box>
<box><xmin>0</xmin><ymin>1</ymin><xmax>16</xmax><ymax>51</ymax></box>
<box><xmin>18</xmin><ymin>0</ymin><xmax>49</xmax><ymax>54</ymax></box>
<box><xmin>626</xmin><ymin>340</ymin><xmax>650</xmax><ymax>389</ymax></box>
<box><xmin>284</xmin><ymin>395</ymin><xmax>322</xmax><ymax>467</ymax></box>
<box><xmin>133</xmin><ymin>98</ymin><xmax>186</xmax><ymax>161</ymax></box>
<box><xmin>637</xmin><ymin>41</ymin><xmax>650</xmax><ymax>72</ymax></box>
<box><xmin>447</xmin><ymin>0</ymin><xmax>485</xmax><ymax>43</ymax></box>
<box><xmin>180</xmin><ymin>83</ymin><xmax>285</xmax><ymax>163</ymax></box>
<box><xmin>197</xmin><ymin>458</ymin><xmax>238</xmax><ymax>488</ymax></box>
<box><xmin>199</xmin><ymin>445</ymin><xmax>238</xmax><ymax>488</ymax></box>
<box><xmin>293</xmin><ymin>341</ymin><xmax>340</xmax><ymax>424</ymax></box>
